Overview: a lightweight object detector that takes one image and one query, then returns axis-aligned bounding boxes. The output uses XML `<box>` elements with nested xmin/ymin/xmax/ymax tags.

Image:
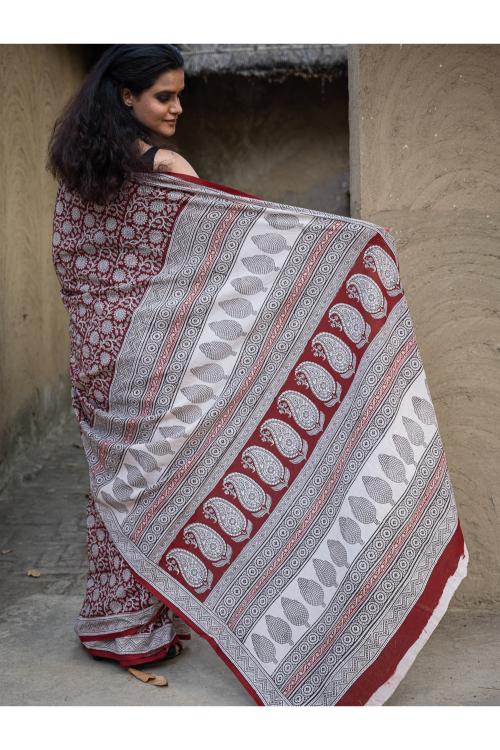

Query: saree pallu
<box><xmin>52</xmin><ymin>169</ymin><xmax>468</xmax><ymax>705</ymax></box>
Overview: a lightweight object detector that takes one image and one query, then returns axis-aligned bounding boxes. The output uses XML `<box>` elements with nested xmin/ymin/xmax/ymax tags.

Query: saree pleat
<box><xmin>52</xmin><ymin>169</ymin><xmax>467</xmax><ymax>704</ymax></box>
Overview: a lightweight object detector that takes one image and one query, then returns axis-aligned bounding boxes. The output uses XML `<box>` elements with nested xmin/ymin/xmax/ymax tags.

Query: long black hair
<box><xmin>47</xmin><ymin>44</ymin><xmax>185</xmax><ymax>205</ymax></box>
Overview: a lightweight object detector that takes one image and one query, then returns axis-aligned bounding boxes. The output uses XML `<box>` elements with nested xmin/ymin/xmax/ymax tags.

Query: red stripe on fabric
<box><xmin>337</xmin><ymin>521</ymin><xmax>466</xmax><ymax>705</ymax></box>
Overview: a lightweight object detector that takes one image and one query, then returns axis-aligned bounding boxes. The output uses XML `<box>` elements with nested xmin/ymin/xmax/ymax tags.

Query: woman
<box><xmin>48</xmin><ymin>44</ymin><xmax>198</xmax><ymax>202</ymax></box>
<box><xmin>47</xmin><ymin>44</ymin><xmax>204</xmax><ymax>666</ymax></box>
<box><xmin>47</xmin><ymin>44</ymin><xmax>467</xmax><ymax>704</ymax></box>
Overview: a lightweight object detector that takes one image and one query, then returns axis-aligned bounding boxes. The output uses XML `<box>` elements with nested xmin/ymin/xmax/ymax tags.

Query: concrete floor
<box><xmin>1</xmin><ymin>416</ymin><xmax>499</xmax><ymax>706</ymax></box>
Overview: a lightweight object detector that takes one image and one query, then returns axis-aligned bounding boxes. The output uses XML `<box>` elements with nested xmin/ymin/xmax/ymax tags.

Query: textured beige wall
<box><xmin>176</xmin><ymin>73</ymin><xmax>350</xmax><ymax>215</ymax></box>
<box><xmin>0</xmin><ymin>45</ymin><xmax>85</xmax><ymax>474</ymax></box>
<box><xmin>348</xmin><ymin>44</ymin><xmax>500</xmax><ymax>606</ymax></box>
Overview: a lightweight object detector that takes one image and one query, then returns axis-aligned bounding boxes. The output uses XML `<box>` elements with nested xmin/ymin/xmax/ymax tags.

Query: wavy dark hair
<box><xmin>46</xmin><ymin>44</ymin><xmax>184</xmax><ymax>204</ymax></box>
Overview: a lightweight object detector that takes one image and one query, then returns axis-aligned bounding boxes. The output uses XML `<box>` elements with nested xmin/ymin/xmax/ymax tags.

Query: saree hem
<box><xmin>85</xmin><ymin>632</ymin><xmax>185</xmax><ymax>668</ymax></box>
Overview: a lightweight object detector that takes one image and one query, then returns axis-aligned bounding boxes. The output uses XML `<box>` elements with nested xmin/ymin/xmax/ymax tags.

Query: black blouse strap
<box><xmin>140</xmin><ymin>145</ymin><xmax>159</xmax><ymax>168</ymax></box>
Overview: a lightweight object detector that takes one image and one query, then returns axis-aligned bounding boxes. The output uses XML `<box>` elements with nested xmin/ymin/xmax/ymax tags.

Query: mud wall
<box><xmin>348</xmin><ymin>44</ymin><xmax>500</xmax><ymax>606</ymax></box>
<box><xmin>0</xmin><ymin>45</ymin><xmax>85</xmax><ymax>476</ymax></box>
<box><xmin>175</xmin><ymin>72</ymin><xmax>350</xmax><ymax>215</ymax></box>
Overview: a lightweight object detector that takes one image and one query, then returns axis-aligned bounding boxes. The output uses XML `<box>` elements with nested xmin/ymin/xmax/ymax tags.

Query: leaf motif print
<box><xmin>129</xmin><ymin>449</ymin><xmax>160</xmax><ymax>473</ymax></box>
<box><xmin>361</xmin><ymin>475</ymin><xmax>395</xmax><ymax>505</ymax></box>
<box><xmin>209</xmin><ymin>319</ymin><xmax>245</xmax><ymax>340</ymax></box>
<box><xmin>112</xmin><ymin>477</ymin><xmax>133</xmax><ymax>501</ymax></box>
<box><xmin>339</xmin><ymin>516</ymin><xmax>364</xmax><ymax>545</ymax></box>
<box><xmin>241</xmin><ymin>255</ymin><xmax>278</xmax><ymax>275</ymax></box>
<box><xmin>190</xmin><ymin>363</ymin><xmax>228</xmax><ymax>383</ymax></box>
<box><xmin>327</xmin><ymin>539</ymin><xmax>349</xmax><ymax>567</ymax></box>
<box><xmin>265</xmin><ymin>614</ymin><xmax>294</xmax><ymax>646</ymax></box>
<box><xmin>218</xmin><ymin>298</ymin><xmax>256</xmax><ymax>318</ymax></box>
<box><xmin>402</xmin><ymin>416</ymin><xmax>427</xmax><ymax>448</ymax></box>
<box><xmin>412</xmin><ymin>395</ymin><xmax>437</xmax><ymax>426</ymax></box>
<box><xmin>159</xmin><ymin>425</ymin><xmax>186</xmax><ymax>438</ymax></box>
<box><xmin>125</xmin><ymin>463</ymin><xmax>147</xmax><ymax>489</ymax></box>
<box><xmin>199</xmin><ymin>341</ymin><xmax>237</xmax><ymax>360</ymax></box>
<box><xmin>378</xmin><ymin>454</ymin><xmax>408</xmax><ymax>484</ymax></box>
<box><xmin>251</xmin><ymin>233</ymin><xmax>290</xmax><ymax>254</ymax></box>
<box><xmin>298</xmin><ymin>577</ymin><xmax>326</xmax><ymax>607</ymax></box>
<box><xmin>147</xmin><ymin>440</ymin><xmax>174</xmax><ymax>456</ymax></box>
<box><xmin>251</xmin><ymin>633</ymin><xmax>278</xmax><ymax>664</ymax></box>
<box><xmin>392</xmin><ymin>433</ymin><xmax>416</xmax><ymax>465</ymax></box>
<box><xmin>313</xmin><ymin>558</ymin><xmax>338</xmax><ymax>587</ymax></box>
<box><xmin>181</xmin><ymin>384</ymin><xmax>215</xmax><ymax>403</ymax></box>
<box><xmin>101</xmin><ymin>490</ymin><xmax>128</xmax><ymax>513</ymax></box>
<box><xmin>265</xmin><ymin>212</ymin><xmax>300</xmax><ymax>230</ymax></box>
<box><xmin>281</xmin><ymin>596</ymin><xmax>311</xmax><ymax>628</ymax></box>
<box><xmin>348</xmin><ymin>496</ymin><xmax>379</xmax><ymax>526</ymax></box>
<box><xmin>171</xmin><ymin>404</ymin><xmax>203</xmax><ymax>423</ymax></box>
<box><xmin>230</xmin><ymin>276</ymin><xmax>267</xmax><ymax>295</ymax></box>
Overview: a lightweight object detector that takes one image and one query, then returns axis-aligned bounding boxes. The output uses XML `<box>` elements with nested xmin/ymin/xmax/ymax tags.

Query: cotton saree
<box><xmin>51</xmin><ymin>168</ymin><xmax>468</xmax><ymax>705</ymax></box>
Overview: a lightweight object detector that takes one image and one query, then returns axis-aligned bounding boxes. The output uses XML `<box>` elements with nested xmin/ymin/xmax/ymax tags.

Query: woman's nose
<box><xmin>171</xmin><ymin>97</ymin><xmax>182</xmax><ymax>114</ymax></box>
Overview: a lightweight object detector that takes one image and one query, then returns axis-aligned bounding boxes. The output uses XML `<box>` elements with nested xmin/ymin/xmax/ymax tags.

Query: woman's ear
<box><xmin>120</xmin><ymin>87</ymin><xmax>133</xmax><ymax>108</ymax></box>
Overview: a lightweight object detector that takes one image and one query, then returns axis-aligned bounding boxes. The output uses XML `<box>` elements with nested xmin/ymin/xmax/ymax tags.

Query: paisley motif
<box><xmin>294</xmin><ymin>361</ymin><xmax>341</xmax><ymax>406</ymax></box>
<box><xmin>164</xmin><ymin>547</ymin><xmax>213</xmax><ymax>593</ymax></box>
<box><xmin>363</xmin><ymin>244</ymin><xmax>402</xmax><ymax>296</ymax></box>
<box><xmin>277</xmin><ymin>390</ymin><xmax>325</xmax><ymax>435</ymax></box>
<box><xmin>259</xmin><ymin>418</ymin><xmax>308</xmax><ymax>463</ymax></box>
<box><xmin>345</xmin><ymin>273</ymin><xmax>387</xmax><ymax>319</ymax></box>
<box><xmin>241</xmin><ymin>445</ymin><xmax>290</xmax><ymax>490</ymax></box>
<box><xmin>202</xmin><ymin>497</ymin><xmax>253</xmax><ymax>541</ymax></box>
<box><xmin>183</xmin><ymin>522</ymin><xmax>232</xmax><ymax>567</ymax></box>
<box><xmin>222</xmin><ymin>472</ymin><xmax>272</xmax><ymax>516</ymax></box>
<box><xmin>311</xmin><ymin>332</ymin><xmax>356</xmax><ymax>378</ymax></box>
<box><xmin>328</xmin><ymin>302</ymin><xmax>371</xmax><ymax>348</ymax></box>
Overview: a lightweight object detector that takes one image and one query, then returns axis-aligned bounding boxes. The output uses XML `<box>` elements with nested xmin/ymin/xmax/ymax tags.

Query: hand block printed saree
<box><xmin>52</xmin><ymin>169</ymin><xmax>468</xmax><ymax>705</ymax></box>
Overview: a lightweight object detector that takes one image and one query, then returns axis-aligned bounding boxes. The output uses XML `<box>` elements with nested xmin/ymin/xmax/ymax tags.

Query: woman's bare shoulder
<box><xmin>154</xmin><ymin>149</ymin><xmax>199</xmax><ymax>177</ymax></box>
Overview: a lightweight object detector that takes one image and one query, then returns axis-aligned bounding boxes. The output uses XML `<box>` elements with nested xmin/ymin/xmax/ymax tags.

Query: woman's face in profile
<box><xmin>121</xmin><ymin>67</ymin><xmax>185</xmax><ymax>140</ymax></box>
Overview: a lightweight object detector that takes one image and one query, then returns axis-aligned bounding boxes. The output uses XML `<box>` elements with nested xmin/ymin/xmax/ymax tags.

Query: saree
<box><xmin>51</xmin><ymin>168</ymin><xmax>468</xmax><ymax>705</ymax></box>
